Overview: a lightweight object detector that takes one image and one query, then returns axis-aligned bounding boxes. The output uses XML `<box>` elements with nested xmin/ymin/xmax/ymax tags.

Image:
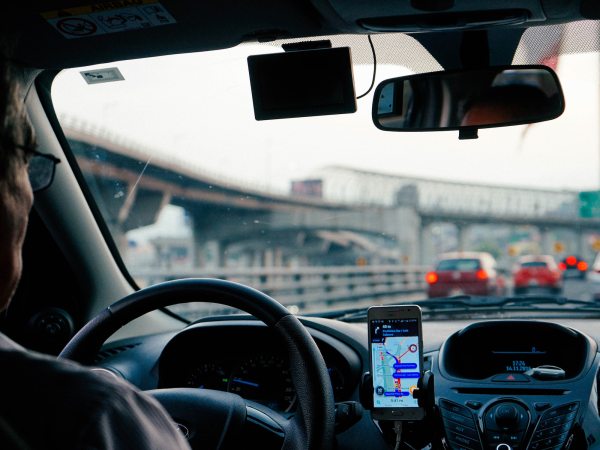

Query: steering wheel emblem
<box><xmin>173</xmin><ymin>422</ymin><xmax>190</xmax><ymax>438</ymax></box>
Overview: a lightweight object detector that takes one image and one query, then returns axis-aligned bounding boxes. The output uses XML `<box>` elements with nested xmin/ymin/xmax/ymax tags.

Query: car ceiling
<box><xmin>3</xmin><ymin>0</ymin><xmax>600</xmax><ymax>69</ymax></box>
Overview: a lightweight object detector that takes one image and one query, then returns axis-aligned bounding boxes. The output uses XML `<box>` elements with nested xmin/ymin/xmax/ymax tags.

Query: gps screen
<box><xmin>370</xmin><ymin>318</ymin><xmax>421</xmax><ymax>409</ymax></box>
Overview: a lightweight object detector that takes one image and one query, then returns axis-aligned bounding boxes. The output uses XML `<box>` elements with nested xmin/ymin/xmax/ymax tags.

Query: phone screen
<box><xmin>370</xmin><ymin>317</ymin><xmax>421</xmax><ymax>409</ymax></box>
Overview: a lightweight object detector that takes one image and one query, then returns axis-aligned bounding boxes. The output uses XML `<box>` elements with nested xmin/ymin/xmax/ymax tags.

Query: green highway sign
<box><xmin>579</xmin><ymin>190</ymin><xmax>600</xmax><ymax>218</ymax></box>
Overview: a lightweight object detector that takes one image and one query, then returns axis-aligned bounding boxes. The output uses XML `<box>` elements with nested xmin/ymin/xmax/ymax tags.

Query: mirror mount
<box><xmin>460</xmin><ymin>30</ymin><xmax>489</xmax><ymax>70</ymax></box>
<box><xmin>458</xmin><ymin>128</ymin><xmax>478</xmax><ymax>140</ymax></box>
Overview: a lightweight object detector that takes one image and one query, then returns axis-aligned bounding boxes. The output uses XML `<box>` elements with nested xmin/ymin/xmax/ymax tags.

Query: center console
<box><xmin>440</xmin><ymin>398</ymin><xmax>579</xmax><ymax>450</ymax></box>
<box><xmin>433</xmin><ymin>321</ymin><xmax>597</xmax><ymax>450</ymax></box>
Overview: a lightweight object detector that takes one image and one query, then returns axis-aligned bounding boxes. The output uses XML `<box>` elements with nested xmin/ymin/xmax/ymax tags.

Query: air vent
<box><xmin>455</xmin><ymin>388</ymin><xmax>568</xmax><ymax>395</ymax></box>
<box><xmin>94</xmin><ymin>343</ymin><xmax>141</xmax><ymax>364</ymax></box>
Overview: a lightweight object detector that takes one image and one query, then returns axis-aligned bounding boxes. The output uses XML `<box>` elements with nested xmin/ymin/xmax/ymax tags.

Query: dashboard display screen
<box><xmin>441</xmin><ymin>322</ymin><xmax>587</xmax><ymax>380</ymax></box>
<box><xmin>370</xmin><ymin>318</ymin><xmax>421</xmax><ymax>408</ymax></box>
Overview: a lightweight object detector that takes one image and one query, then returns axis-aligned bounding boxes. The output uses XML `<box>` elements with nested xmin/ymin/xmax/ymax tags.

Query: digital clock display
<box><xmin>492</xmin><ymin>346</ymin><xmax>546</xmax><ymax>373</ymax></box>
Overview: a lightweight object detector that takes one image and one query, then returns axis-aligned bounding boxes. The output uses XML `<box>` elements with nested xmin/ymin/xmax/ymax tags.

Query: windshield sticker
<box><xmin>42</xmin><ymin>0</ymin><xmax>176</xmax><ymax>39</ymax></box>
<box><xmin>80</xmin><ymin>67</ymin><xmax>125</xmax><ymax>84</ymax></box>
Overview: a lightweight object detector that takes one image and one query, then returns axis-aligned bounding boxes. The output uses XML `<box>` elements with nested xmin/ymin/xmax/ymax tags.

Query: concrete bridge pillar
<box><xmin>393</xmin><ymin>207</ymin><xmax>421</xmax><ymax>265</ymax></box>
<box><xmin>419</xmin><ymin>223</ymin><xmax>434</xmax><ymax>265</ymax></box>
<box><xmin>457</xmin><ymin>223</ymin><xmax>469</xmax><ymax>252</ymax></box>
<box><xmin>195</xmin><ymin>240</ymin><xmax>227</xmax><ymax>268</ymax></box>
<box><xmin>577</xmin><ymin>230</ymin><xmax>587</xmax><ymax>260</ymax></box>
<box><xmin>540</xmin><ymin>227</ymin><xmax>552</xmax><ymax>255</ymax></box>
<box><xmin>395</xmin><ymin>185</ymin><xmax>421</xmax><ymax>264</ymax></box>
<box><xmin>274</xmin><ymin>247</ymin><xmax>283</xmax><ymax>267</ymax></box>
<box><xmin>264</xmin><ymin>249</ymin><xmax>274</xmax><ymax>267</ymax></box>
<box><xmin>252</xmin><ymin>250</ymin><xmax>263</xmax><ymax>268</ymax></box>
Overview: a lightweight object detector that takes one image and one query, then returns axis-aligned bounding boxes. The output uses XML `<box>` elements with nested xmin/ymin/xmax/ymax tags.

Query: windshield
<box><xmin>51</xmin><ymin>22</ymin><xmax>600</xmax><ymax>320</ymax></box>
<box><xmin>436</xmin><ymin>259</ymin><xmax>481</xmax><ymax>271</ymax></box>
<box><xmin>520</xmin><ymin>262</ymin><xmax>549</xmax><ymax>268</ymax></box>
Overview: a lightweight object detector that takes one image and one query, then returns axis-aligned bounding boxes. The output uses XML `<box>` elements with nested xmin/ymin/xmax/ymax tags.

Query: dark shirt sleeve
<box><xmin>77</xmin><ymin>374</ymin><xmax>191</xmax><ymax>450</ymax></box>
<box><xmin>0</xmin><ymin>337</ymin><xmax>192</xmax><ymax>450</ymax></box>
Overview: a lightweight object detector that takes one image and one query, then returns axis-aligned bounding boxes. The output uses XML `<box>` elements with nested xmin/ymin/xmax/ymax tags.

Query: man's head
<box><xmin>0</xmin><ymin>59</ymin><xmax>36</xmax><ymax>311</ymax></box>
<box><xmin>461</xmin><ymin>85</ymin><xmax>553</xmax><ymax>128</ymax></box>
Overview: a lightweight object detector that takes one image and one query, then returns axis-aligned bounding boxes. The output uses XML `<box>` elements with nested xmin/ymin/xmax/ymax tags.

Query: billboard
<box><xmin>291</xmin><ymin>179</ymin><xmax>323</xmax><ymax>198</ymax></box>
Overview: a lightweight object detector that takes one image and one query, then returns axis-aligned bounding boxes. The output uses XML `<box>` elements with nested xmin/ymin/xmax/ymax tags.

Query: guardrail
<box><xmin>130</xmin><ymin>265</ymin><xmax>430</xmax><ymax>320</ymax></box>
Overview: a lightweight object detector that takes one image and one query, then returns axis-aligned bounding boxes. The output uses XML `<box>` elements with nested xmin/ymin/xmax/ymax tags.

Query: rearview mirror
<box><xmin>372</xmin><ymin>66</ymin><xmax>564</xmax><ymax>138</ymax></box>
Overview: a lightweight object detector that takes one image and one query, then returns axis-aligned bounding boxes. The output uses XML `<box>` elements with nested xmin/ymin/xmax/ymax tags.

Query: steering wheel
<box><xmin>59</xmin><ymin>278</ymin><xmax>335</xmax><ymax>450</ymax></box>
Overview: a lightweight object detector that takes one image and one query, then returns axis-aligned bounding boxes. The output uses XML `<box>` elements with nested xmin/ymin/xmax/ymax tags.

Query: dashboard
<box><xmin>97</xmin><ymin>316</ymin><xmax>600</xmax><ymax>450</ymax></box>
<box><xmin>157</xmin><ymin>323</ymin><xmax>362</xmax><ymax>415</ymax></box>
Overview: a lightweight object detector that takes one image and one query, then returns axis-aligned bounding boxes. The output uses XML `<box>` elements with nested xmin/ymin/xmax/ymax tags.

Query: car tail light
<box><xmin>558</xmin><ymin>262</ymin><xmax>566</xmax><ymax>271</ymax></box>
<box><xmin>425</xmin><ymin>272</ymin><xmax>438</xmax><ymax>284</ymax></box>
<box><xmin>476</xmin><ymin>269</ymin><xmax>488</xmax><ymax>280</ymax></box>
<box><xmin>577</xmin><ymin>261</ymin><xmax>588</xmax><ymax>271</ymax></box>
<box><xmin>566</xmin><ymin>256</ymin><xmax>577</xmax><ymax>266</ymax></box>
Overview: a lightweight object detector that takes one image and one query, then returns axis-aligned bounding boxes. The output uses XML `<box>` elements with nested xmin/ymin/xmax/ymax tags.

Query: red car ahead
<box><xmin>426</xmin><ymin>252</ymin><xmax>506</xmax><ymax>298</ymax></box>
<box><xmin>559</xmin><ymin>255</ymin><xmax>588</xmax><ymax>279</ymax></box>
<box><xmin>513</xmin><ymin>255</ymin><xmax>562</xmax><ymax>295</ymax></box>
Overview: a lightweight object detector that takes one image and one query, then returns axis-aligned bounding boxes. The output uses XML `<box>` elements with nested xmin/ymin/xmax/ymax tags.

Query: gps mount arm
<box><xmin>359</xmin><ymin>370</ymin><xmax>435</xmax><ymax>415</ymax></box>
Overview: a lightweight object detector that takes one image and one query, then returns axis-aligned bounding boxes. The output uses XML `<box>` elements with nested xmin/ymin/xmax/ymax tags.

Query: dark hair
<box><xmin>0</xmin><ymin>58</ymin><xmax>35</xmax><ymax>184</ymax></box>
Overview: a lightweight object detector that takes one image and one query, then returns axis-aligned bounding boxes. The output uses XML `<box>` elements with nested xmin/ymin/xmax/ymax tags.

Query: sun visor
<box><xmin>309</xmin><ymin>0</ymin><xmax>549</xmax><ymax>32</ymax></box>
<box><xmin>247</xmin><ymin>47</ymin><xmax>357</xmax><ymax>121</ymax></box>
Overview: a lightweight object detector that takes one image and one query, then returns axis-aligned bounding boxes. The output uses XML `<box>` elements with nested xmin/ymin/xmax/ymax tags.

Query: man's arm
<box><xmin>77</xmin><ymin>374</ymin><xmax>191</xmax><ymax>450</ymax></box>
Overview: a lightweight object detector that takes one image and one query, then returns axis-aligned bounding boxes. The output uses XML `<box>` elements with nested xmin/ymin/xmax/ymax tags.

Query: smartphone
<box><xmin>368</xmin><ymin>305</ymin><xmax>425</xmax><ymax>421</ymax></box>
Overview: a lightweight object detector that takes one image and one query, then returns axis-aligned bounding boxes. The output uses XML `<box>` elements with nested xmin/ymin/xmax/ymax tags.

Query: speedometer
<box><xmin>184</xmin><ymin>362</ymin><xmax>229</xmax><ymax>391</ymax></box>
<box><xmin>228</xmin><ymin>354</ymin><xmax>296</xmax><ymax>412</ymax></box>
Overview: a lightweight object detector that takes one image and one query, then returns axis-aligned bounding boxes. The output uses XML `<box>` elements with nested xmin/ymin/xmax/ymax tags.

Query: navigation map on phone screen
<box><xmin>370</xmin><ymin>318</ymin><xmax>421</xmax><ymax>408</ymax></box>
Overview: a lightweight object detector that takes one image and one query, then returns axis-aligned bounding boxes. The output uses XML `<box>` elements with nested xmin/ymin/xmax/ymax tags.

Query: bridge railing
<box><xmin>130</xmin><ymin>265</ymin><xmax>430</xmax><ymax>320</ymax></box>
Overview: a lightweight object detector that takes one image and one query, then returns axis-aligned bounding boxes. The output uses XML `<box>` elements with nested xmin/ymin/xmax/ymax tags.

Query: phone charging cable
<box><xmin>393</xmin><ymin>421</ymin><xmax>403</xmax><ymax>450</ymax></box>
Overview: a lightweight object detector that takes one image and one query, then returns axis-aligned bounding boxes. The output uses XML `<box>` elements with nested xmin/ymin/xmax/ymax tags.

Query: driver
<box><xmin>0</xmin><ymin>58</ymin><xmax>191</xmax><ymax>449</ymax></box>
<box><xmin>461</xmin><ymin>84</ymin><xmax>554</xmax><ymax>127</ymax></box>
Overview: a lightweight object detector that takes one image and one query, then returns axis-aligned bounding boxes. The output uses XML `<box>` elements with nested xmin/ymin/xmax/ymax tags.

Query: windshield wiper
<box><xmin>318</xmin><ymin>295</ymin><xmax>491</xmax><ymax>321</ymax></box>
<box><xmin>500</xmin><ymin>295</ymin><xmax>595</xmax><ymax>308</ymax></box>
<box><xmin>324</xmin><ymin>295</ymin><xmax>600</xmax><ymax>322</ymax></box>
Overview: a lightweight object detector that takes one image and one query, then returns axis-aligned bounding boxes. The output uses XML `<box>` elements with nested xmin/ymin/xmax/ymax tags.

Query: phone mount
<box><xmin>360</xmin><ymin>370</ymin><xmax>435</xmax><ymax>418</ymax></box>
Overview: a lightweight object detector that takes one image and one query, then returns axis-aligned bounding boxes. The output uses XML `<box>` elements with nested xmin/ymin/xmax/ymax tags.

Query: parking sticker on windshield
<box><xmin>42</xmin><ymin>0</ymin><xmax>176</xmax><ymax>39</ymax></box>
<box><xmin>80</xmin><ymin>67</ymin><xmax>125</xmax><ymax>84</ymax></box>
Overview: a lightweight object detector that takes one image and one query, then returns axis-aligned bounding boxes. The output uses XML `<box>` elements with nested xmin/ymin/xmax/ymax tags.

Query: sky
<box><xmin>51</xmin><ymin>37</ymin><xmax>600</xmax><ymax>195</ymax></box>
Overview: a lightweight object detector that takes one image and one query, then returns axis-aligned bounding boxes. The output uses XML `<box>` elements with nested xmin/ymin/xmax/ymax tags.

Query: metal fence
<box><xmin>130</xmin><ymin>265</ymin><xmax>430</xmax><ymax>320</ymax></box>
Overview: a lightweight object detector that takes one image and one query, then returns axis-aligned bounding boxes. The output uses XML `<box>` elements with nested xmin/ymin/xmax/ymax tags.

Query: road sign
<box><xmin>579</xmin><ymin>191</ymin><xmax>600</xmax><ymax>218</ymax></box>
<box><xmin>554</xmin><ymin>241</ymin><xmax>565</xmax><ymax>253</ymax></box>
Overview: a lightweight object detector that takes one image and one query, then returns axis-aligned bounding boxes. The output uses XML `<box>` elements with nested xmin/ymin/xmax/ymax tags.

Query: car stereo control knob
<box><xmin>495</xmin><ymin>404</ymin><xmax>519</xmax><ymax>428</ymax></box>
<box><xmin>496</xmin><ymin>444</ymin><xmax>512</xmax><ymax>450</ymax></box>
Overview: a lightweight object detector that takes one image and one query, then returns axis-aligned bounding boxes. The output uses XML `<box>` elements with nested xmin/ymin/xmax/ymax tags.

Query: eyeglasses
<box><xmin>20</xmin><ymin>148</ymin><xmax>61</xmax><ymax>193</ymax></box>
